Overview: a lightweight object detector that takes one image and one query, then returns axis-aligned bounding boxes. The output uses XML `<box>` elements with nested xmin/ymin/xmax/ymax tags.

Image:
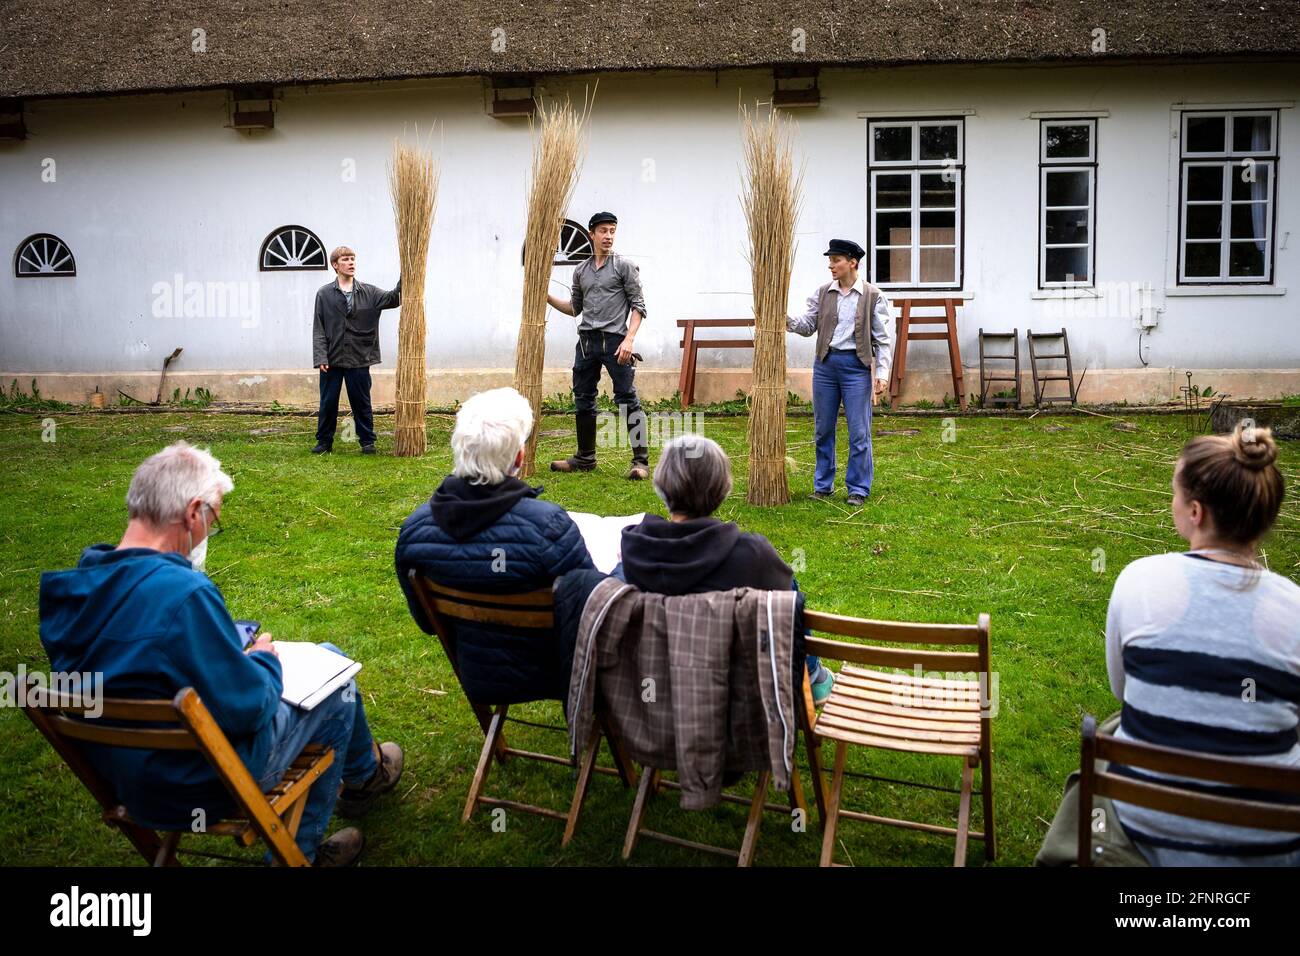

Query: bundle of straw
<box><xmin>388</xmin><ymin>130</ymin><xmax>439</xmax><ymax>457</ymax></box>
<box><xmin>741</xmin><ymin>106</ymin><xmax>804</xmax><ymax>505</ymax></box>
<box><xmin>514</xmin><ymin>95</ymin><xmax>591</xmax><ymax>476</ymax></box>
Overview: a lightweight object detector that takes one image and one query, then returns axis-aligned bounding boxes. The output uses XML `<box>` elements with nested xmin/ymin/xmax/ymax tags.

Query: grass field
<box><xmin>1</xmin><ymin>408</ymin><xmax>1296</xmax><ymax>866</ymax></box>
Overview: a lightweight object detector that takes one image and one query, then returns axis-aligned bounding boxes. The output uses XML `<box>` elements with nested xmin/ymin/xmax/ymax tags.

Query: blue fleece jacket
<box><xmin>38</xmin><ymin>545</ymin><xmax>283</xmax><ymax>829</ymax></box>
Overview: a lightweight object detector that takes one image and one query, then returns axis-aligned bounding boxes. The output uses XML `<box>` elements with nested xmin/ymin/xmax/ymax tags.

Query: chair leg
<box><xmin>152</xmin><ymin>830</ymin><xmax>182</xmax><ymax>867</ymax></box>
<box><xmin>598</xmin><ymin>710</ymin><xmax>637</xmax><ymax>788</ymax></box>
<box><xmin>804</xmin><ymin>726</ymin><xmax>827</xmax><ymax>830</ymax></box>
<box><xmin>953</xmin><ymin>758</ymin><xmax>975</xmax><ymax>867</ymax></box>
<box><xmin>622</xmin><ymin>767</ymin><xmax>659</xmax><ymax>860</ymax></box>
<box><xmin>562</xmin><ymin>718</ymin><xmax>602</xmax><ymax>847</ymax></box>
<box><xmin>282</xmin><ymin>788</ymin><xmax>309</xmax><ymax>840</ymax></box>
<box><xmin>738</xmin><ymin>770</ymin><xmax>771</xmax><ymax>868</ymax></box>
<box><xmin>108</xmin><ymin>816</ymin><xmax>171</xmax><ymax>866</ymax></box>
<box><xmin>981</xmin><ymin>746</ymin><xmax>997</xmax><ymax>861</ymax></box>
<box><xmin>257</xmin><ymin>815</ymin><xmax>311</xmax><ymax>867</ymax></box>
<box><xmin>787</xmin><ymin>762</ymin><xmax>808</xmax><ymax>819</ymax></box>
<box><xmin>819</xmin><ymin>741</ymin><xmax>847</xmax><ymax>867</ymax></box>
<box><xmin>463</xmin><ymin>705</ymin><xmax>507</xmax><ymax>823</ymax></box>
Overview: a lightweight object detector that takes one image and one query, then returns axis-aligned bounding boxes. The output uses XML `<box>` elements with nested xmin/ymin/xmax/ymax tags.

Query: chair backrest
<box><xmin>20</xmin><ymin>675</ymin><xmax>296</xmax><ymax>853</ymax></box>
<box><xmin>406</xmin><ymin>570</ymin><xmax>557</xmax><ymax>716</ymax></box>
<box><xmin>803</xmin><ymin>609</ymin><xmax>990</xmax><ymax>676</ymax></box>
<box><xmin>406</xmin><ymin>570</ymin><xmax>555</xmax><ymax>635</ymax></box>
<box><xmin>1076</xmin><ymin>713</ymin><xmax>1300</xmax><ymax>866</ymax></box>
<box><xmin>802</xmin><ymin>609</ymin><xmax>992</xmax><ymax>735</ymax></box>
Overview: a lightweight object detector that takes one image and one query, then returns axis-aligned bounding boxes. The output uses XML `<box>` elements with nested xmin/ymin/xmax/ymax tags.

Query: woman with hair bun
<box><xmin>1104</xmin><ymin>422</ymin><xmax>1300</xmax><ymax>865</ymax></box>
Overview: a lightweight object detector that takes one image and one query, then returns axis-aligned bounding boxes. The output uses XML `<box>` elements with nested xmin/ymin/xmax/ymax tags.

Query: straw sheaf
<box><xmin>388</xmin><ymin>130</ymin><xmax>440</xmax><ymax>456</ymax></box>
<box><xmin>742</xmin><ymin>106</ymin><xmax>804</xmax><ymax>506</ymax></box>
<box><xmin>514</xmin><ymin>93</ymin><xmax>593</xmax><ymax>476</ymax></box>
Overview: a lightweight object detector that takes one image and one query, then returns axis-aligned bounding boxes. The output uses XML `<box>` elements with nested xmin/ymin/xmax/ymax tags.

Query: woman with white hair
<box><xmin>615</xmin><ymin>433</ymin><xmax>836</xmax><ymax>703</ymax></box>
<box><xmin>395</xmin><ymin>388</ymin><xmax>595</xmax><ymax>704</ymax></box>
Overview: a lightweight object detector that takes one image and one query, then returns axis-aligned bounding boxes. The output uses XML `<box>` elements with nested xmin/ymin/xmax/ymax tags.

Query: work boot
<box><xmin>313</xmin><ymin>827</ymin><xmax>364</xmax><ymax>867</ymax></box>
<box><xmin>624</xmin><ymin>407</ymin><xmax>649</xmax><ymax>480</ymax></box>
<box><xmin>627</xmin><ymin>446</ymin><xmax>650</xmax><ymax>481</ymax></box>
<box><xmin>312</xmin><ymin>442</ymin><xmax>332</xmax><ymax>454</ymax></box>
<box><xmin>551</xmin><ymin>411</ymin><xmax>598</xmax><ymax>472</ymax></box>
<box><xmin>337</xmin><ymin>742</ymin><xmax>404</xmax><ymax>818</ymax></box>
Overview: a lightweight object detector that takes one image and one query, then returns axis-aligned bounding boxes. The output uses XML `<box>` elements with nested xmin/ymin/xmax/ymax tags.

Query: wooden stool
<box><xmin>978</xmin><ymin>328</ymin><xmax>1020</xmax><ymax>408</ymax></box>
<box><xmin>889</xmin><ymin>298</ymin><xmax>967</xmax><ymax>411</ymax></box>
<box><xmin>676</xmin><ymin>319</ymin><xmax>754</xmax><ymax>410</ymax></box>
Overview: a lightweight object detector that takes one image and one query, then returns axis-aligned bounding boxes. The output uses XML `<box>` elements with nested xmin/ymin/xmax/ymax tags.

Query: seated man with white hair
<box><xmin>395</xmin><ymin>387</ymin><xmax>595</xmax><ymax>703</ymax></box>
<box><xmin>39</xmin><ymin>441</ymin><xmax>402</xmax><ymax>867</ymax></box>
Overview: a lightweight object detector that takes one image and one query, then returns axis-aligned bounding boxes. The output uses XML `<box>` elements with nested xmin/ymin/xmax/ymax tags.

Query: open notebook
<box><xmin>272</xmin><ymin>642</ymin><xmax>363</xmax><ymax>711</ymax></box>
<box><xmin>568</xmin><ymin>511</ymin><xmax>645</xmax><ymax>574</ymax></box>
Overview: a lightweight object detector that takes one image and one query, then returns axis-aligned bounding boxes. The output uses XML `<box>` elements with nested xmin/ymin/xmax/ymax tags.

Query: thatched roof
<box><xmin>5</xmin><ymin>0</ymin><xmax>1299</xmax><ymax>100</ymax></box>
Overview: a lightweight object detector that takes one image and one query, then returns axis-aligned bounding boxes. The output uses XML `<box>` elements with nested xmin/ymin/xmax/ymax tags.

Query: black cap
<box><xmin>588</xmin><ymin>211</ymin><xmax>618</xmax><ymax>231</ymax></box>
<box><xmin>823</xmin><ymin>239</ymin><xmax>866</xmax><ymax>261</ymax></box>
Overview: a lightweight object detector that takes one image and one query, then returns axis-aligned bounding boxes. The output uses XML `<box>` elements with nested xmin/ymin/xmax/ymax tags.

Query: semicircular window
<box><xmin>260</xmin><ymin>225</ymin><xmax>327</xmax><ymax>271</ymax></box>
<box><xmin>521</xmin><ymin>218</ymin><xmax>593</xmax><ymax>266</ymax></box>
<box><xmin>15</xmin><ymin>234</ymin><xmax>76</xmax><ymax>277</ymax></box>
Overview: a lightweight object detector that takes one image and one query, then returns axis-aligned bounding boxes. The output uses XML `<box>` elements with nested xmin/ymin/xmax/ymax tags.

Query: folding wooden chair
<box><xmin>621</xmin><ymin>669</ymin><xmax>827</xmax><ymax>867</ymax></box>
<box><xmin>407</xmin><ymin>571</ymin><xmax>635</xmax><ymax>845</ymax></box>
<box><xmin>21</xmin><ymin>675</ymin><xmax>333</xmax><ymax>866</ymax></box>
<box><xmin>1077</xmin><ymin>714</ymin><xmax>1300</xmax><ymax>866</ymax></box>
<box><xmin>806</xmin><ymin>610</ymin><xmax>994</xmax><ymax>866</ymax></box>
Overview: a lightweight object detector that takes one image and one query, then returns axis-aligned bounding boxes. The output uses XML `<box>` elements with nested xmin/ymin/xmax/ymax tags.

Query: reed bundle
<box><xmin>388</xmin><ymin>129</ymin><xmax>439</xmax><ymax>457</ymax></box>
<box><xmin>514</xmin><ymin>94</ymin><xmax>591</xmax><ymax>476</ymax></box>
<box><xmin>741</xmin><ymin>107</ymin><xmax>804</xmax><ymax>505</ymax></box>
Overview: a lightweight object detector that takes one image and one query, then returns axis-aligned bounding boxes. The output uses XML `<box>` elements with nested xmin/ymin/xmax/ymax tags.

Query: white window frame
<box><xmin>867</xmin><ymin>118</ymin><xmax>964</xmax><ymax>290</ymax></box>
<box><xmin>1039</xmin><ymin>119</ymin><xmax>1097</xmax><ymax>288</ymax></box>
<box><xmin>1177</xmin><ymin>110</ymin><xmax>1278</xmax><ymax>284</ymax></box>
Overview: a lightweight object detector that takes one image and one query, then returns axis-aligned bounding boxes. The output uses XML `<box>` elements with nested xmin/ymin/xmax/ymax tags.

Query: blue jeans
<box><xmin>316</xmin><ymin>366</ymin><xmax>376</xmax><ymax>447</ymax></box>
<box><xmin>812</xmin><ymin>350</ymin><xmax>874</xmax><ymax>498</ymax></box>
<box><xmin>256</xmin><ymin>643</ymin><xmax>378</xmax><ymax>862</ymax></box>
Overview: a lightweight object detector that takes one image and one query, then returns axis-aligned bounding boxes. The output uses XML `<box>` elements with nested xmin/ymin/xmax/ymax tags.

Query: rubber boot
<box><xmin>551</xmin><ymin>411</ymin><xmax>598</xmax><ymax>472</ymax></box>
<box><xmin>626</xmin><ymin>409</ymin><xmax>650</xmax><ymax>480</ymax></box>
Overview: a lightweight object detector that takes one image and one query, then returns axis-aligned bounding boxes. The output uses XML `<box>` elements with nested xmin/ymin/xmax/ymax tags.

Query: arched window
<box><xmin>14</xmin><ymin>234</ymin><xmax>76</xmax><ymax>277</ymax></box>
<box><xmin>260</xmin><ymin>225</ymin><xmax>327</xmax><ymax>271</ymax></box>
<box><xmin>522</xmin><ymin>218</ymin><xmax>593</xmax><ymax>266</ymax></box>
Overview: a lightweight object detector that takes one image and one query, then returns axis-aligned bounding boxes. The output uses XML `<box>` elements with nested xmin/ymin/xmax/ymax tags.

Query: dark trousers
<box><xmin>573</xmin><ymin>329</ymin><xmax>647</xmax><ymax>464</ymax></box>
<box><xmin>316</xmin><ymin>366</ymin><xmax>376</xmax><ymax>447</ymax></box>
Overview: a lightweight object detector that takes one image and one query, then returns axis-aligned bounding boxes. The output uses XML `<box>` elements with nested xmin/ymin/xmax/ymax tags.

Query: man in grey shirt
<box><xmin>546</xmin><ymin>211</ymin><xmax>649</xmax><ymax>479</ymax></box>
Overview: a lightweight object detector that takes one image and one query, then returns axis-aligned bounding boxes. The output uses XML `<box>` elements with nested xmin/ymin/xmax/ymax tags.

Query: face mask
<box><xmin>188</xmin><ymin>534</ymin><xmax>208</xmax><ymax>572</ymax></box>
<box><xmin>186</xmin><ymin>505</ymin><xmax>212</xmax><ymax>571</ymax></box>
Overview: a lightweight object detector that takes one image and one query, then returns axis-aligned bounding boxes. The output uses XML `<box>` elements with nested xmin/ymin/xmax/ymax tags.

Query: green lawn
<box><xmin>1</xmin><ymin>409</ymin><xmax>1296</xmax><ymax>866</ymax></box>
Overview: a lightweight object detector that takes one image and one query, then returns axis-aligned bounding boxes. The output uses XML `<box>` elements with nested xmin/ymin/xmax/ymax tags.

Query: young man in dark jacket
<box><xmin>395</xmin><ymin>388</ymin><xmax>596</xmax><ymax>703</ymax></box>
<box><xmin>38</xmin><ymin>442</ymin><xmax>403</xmax><ymax>866</ymax></box>
<box><xmin>311</xmin><ymin>245</ymin><xmax>401</xmax><ymax>455</ymax></box>
<box><xmin>613</xmin><ymin>434</ymin><xmax>836</xmax><ymax>704</ymax></box>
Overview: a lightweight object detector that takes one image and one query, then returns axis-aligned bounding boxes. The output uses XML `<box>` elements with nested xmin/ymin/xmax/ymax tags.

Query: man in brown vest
<box><xmin>787</xmin><ymin>239</ymin><xmax>894</xmax><ymax>506</ymax></box>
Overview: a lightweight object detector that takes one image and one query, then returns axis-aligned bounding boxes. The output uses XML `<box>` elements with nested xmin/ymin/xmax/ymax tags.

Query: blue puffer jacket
<box><xmin>395</xmin><ymin>475</ymin><xmax>595</xmax><ymax>704</ymax></box>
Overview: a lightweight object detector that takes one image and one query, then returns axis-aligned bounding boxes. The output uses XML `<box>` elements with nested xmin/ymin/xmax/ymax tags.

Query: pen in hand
<box><xmin>246</xmin><ymin>633</ymin><xmax>279</xmax><ymax>659</ymax></box>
